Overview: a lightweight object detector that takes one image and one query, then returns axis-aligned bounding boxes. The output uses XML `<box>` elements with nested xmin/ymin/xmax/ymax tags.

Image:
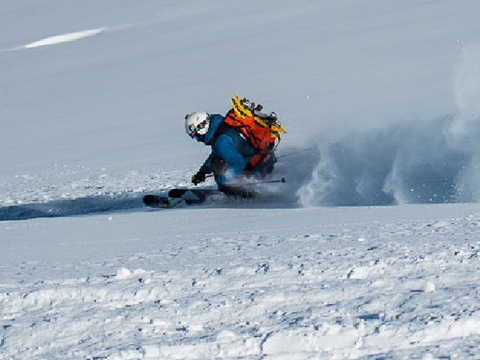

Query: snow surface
<box><xmin>2</xmin><ymin>0</ymin><xmax>480</xmax><ymax>359</ymax></box>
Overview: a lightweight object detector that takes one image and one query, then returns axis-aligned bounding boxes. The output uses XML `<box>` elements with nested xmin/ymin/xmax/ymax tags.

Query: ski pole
<box><xmin>228</xmin><ymin>177</ymin><xmax>286</xmax><ymax>187</ymax></box>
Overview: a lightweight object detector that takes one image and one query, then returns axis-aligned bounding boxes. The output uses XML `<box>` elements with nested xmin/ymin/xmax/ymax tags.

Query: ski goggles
<box><xmin>188</xmin><ymin>119</ymin><xmax>209</xmax><ymax>139</ymax></box>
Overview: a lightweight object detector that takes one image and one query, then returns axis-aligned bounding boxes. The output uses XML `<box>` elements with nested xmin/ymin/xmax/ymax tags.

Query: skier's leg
<box><xmin>218</xmin><ymin>184</ymin><xmax>256</xmax><ymax>199</ymax></box>
<box><xmin>249</xmin><ymin>151</ymin><xmax>277</xmax><ymax>179</ymax></box>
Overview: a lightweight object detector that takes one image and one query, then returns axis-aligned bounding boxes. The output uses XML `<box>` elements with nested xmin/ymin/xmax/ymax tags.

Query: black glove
<box><xmin>191</xmin><ymin>171</ymin><xmax>206</xmax><ymax>185</ymax></box>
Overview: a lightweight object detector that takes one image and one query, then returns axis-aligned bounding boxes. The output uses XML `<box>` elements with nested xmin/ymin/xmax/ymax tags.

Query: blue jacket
<box><xmin>199</xmin><ymin>114</ymin><xmax>256</xmax><ymax>186</ymax></box>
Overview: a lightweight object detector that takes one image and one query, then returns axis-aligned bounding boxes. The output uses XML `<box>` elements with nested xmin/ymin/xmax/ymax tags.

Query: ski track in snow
<box><xmin>2</xmin><ymin>208</ymin><xmax>480</xmax><ymax>359</ymax></box>
<box><xmin>0</xmin><ymin>164</ymin><xmax>294</xmax><ymax>221</ymax></box>
<box><xmin>0</xmin><ymin>166</ymin><xmax>196</xmax><ymax>221</ymax></box>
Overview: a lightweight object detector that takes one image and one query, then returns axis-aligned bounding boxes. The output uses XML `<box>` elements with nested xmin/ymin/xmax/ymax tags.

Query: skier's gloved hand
<box><xmin>192</xmin><ymin>171</ymin><xmax>206</xmax><ymax>185</ymax></box>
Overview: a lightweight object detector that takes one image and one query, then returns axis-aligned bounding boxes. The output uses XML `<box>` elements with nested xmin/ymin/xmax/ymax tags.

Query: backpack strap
<box><xmin>224</xmin><ymin>110</ymin><xmax>263</xmax><ymax>148</ymax></box>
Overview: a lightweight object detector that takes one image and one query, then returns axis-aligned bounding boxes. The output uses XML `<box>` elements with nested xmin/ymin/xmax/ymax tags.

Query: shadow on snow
<box><xmin>0</xmin><ymin>194</ymin><xmax>146</xmax><ymax>221</ymax></box>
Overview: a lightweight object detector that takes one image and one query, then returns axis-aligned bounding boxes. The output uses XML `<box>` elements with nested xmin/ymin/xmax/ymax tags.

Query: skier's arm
<box><xmin>198</xmin><ymin>152</ymin><xmax>215</xmax><ymax>175</ymax></box>
<box><xmin>212</xmin><ymin>135</ymin><xmax>247</xmax><ymax>186</ymax></box>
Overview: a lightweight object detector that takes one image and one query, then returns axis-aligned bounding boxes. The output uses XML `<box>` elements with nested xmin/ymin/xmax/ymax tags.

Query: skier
<box><xmin>185</xmin><ymin>102</ymin><xmax>281</xmax><ymax>197</ymax></box>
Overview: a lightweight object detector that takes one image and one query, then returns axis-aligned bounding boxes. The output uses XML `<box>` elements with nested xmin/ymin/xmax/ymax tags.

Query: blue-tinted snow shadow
<box><xmin>0</xmin><ymin>194</ymin><xmax>148</xmax><ymax>221</ymax></box>
<box><xmin>278</xmin><ymin>114</ymin><xmax>477</xmax><ymax>206</ymax></box>
<box><xmin>285</xmin><ymin>43</ymin><xmax>480</xmax><ymax>207</ymax></box>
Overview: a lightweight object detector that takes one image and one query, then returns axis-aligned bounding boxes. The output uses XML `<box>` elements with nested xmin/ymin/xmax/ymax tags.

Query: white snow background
<box><xmin>2</xmin><ymin>0</ymin><xmax>480</xmax><ymax>359</ymax></box>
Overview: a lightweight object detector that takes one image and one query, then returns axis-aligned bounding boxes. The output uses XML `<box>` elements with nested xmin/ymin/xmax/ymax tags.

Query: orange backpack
<box><xmin>223</xmin><ymin>94</ymin><xmax>287</xmax><ymax>169</ymax></box>
<box><xmin>223</xmin><ymin>110</ymin><xmax>275</xmax><ymax>153</ymax></box>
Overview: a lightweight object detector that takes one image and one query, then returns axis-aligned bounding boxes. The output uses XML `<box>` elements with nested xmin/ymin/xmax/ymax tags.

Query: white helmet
<box><xmin>185</xmin><ymin>111</ymin><xmax>210</xmax><ymax>140</ymax></box>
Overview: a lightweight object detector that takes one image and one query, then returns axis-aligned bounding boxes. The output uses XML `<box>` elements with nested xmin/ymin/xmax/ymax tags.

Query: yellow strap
<box><xmin>230</xmin><ymin>98</ymin><xmax>245</xmax><ymax>118</ymax></box>
<box><xmin>271</xmin><ymin>123</ymin><xmax>287</xmax><ymax>134</ymax></box>
<box><xmin>231</xmin><ymin>94</ymin><xmax>253</xmax><ymax>118</ymax></box>
<box><xmin>255</xmin><ymin>117</ymin><xmax>287</xmax><ymax>134</ymax></box>
<box><xmin>230</xmin><ymin>93</ymin><xmax>287</xmax><ymax>135</ymax></box>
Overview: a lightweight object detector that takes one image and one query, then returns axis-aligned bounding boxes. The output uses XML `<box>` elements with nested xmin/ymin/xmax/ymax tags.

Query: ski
<box><xmin>143</xmin><ymin>177</ymin><xmax>286</xmax><ymax>209</ymax></box>
<box><xmin>142</xmin><ymin>194</ymin><xmax>172</xmax><ymax>208</ymax></box>
<box><xmin>142</xmin><ymin>188</ymin><xmax>223</xmax><ymax>208</ymax></box>
<box><xmin>168</xmin><ymin>188</ymin><xmax>222</xmax><ymax>199</ymax></box>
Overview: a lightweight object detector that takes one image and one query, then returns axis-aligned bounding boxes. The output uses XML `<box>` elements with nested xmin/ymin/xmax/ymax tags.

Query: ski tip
<box><xmin>143</xmin><ymin>194</ymin><xmax>170</xmax><ymax>208</ymax></box>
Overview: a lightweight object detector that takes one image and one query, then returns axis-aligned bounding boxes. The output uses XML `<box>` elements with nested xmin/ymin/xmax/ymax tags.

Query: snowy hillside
<box><xmin>3</xmin><ymin>204</ymin><xmax>480</xmax><ymax>359</ymax></box>
<box><xmin>3</xmin><ymin>0</ymin><xmax>480</xmax><ymax>209</ymax></box>
<box><xmin>2</xmin><ymin>0</ymin><xmax>480</xmax><ymax>359</ymax></box>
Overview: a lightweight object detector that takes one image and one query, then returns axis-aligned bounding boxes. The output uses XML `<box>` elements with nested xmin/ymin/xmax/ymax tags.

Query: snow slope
<box><xmin>3</xmin><ymin>204</ymin><xmax>480</xmax><ymax>359</ymax></box>
<box><xmin>2</xmin><ymin>0</ymin><xmax>480</xmax><ymax>359</ymax></box>
<box><xmin>2</xmin><ymin>0</ymin><xmax>480</xmax><ymax>208</ymax></box>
